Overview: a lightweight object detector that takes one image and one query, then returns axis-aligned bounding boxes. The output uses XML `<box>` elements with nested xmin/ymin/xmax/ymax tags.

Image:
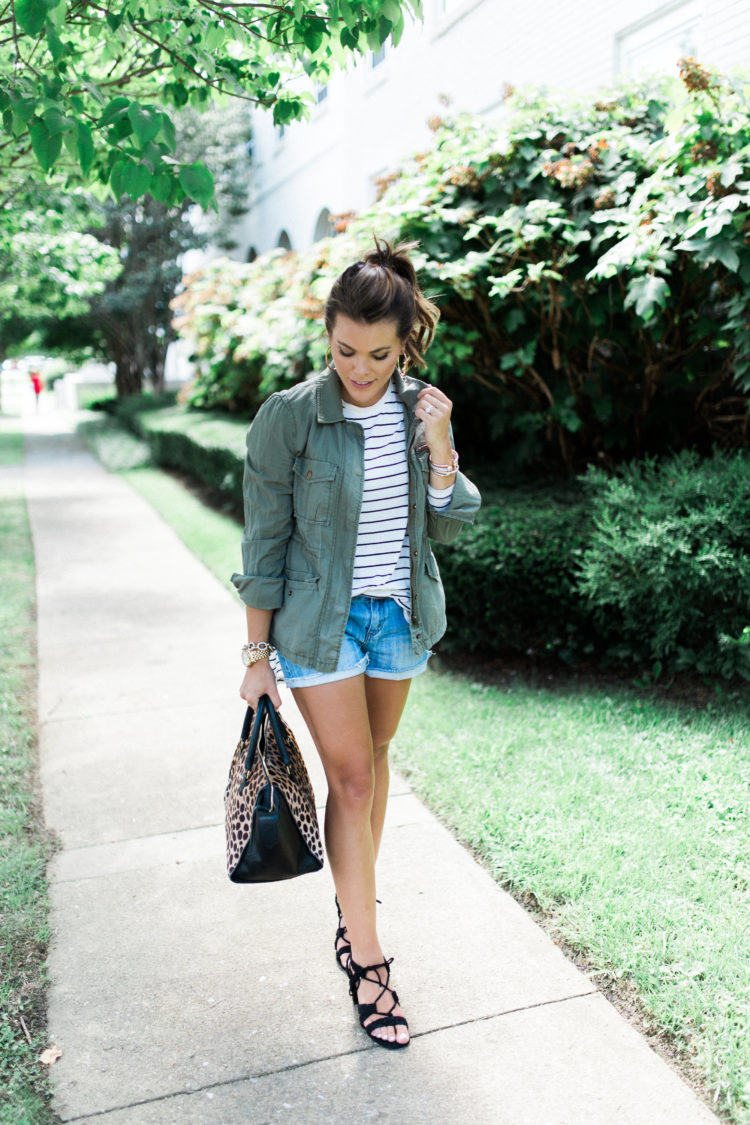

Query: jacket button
<box><xmin>306</xmin><ymin>470</ymin><xmax>312</xmax><ymax>479</ymax></box>
<box><xmin>288</xmin><ymin>590</ymin><xmax>293</xmax><ymax>596</ymax></box>
<box><xmin>412</xmin><ymin>549</ymin><xmax>418</xmax><ymax>557</ymax></box>
<box><xmin>411</xmin><ymin>615</ymin><xmax>418</xmax><ymax>624</ymax></box>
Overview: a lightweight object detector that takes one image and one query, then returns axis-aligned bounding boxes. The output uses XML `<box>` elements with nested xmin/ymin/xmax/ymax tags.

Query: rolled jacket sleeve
<box><xmin>426</xmin><ymin>470</ymin><xmax>481</xmax><ymax>544</ymax></box>
<box><xmin>231</xmin><ymin>394</ymin><xmax>297</xmax><ymax>609</ymax></box>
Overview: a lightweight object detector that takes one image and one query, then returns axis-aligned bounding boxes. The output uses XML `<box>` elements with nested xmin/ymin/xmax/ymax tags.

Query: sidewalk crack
<box><xmin>56</xmin><ymin>990</ymin><xmax>600</xmax><ymax>1122</ymax></box>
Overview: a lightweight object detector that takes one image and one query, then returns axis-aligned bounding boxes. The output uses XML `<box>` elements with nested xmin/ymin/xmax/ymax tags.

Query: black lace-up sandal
<box><xmin>335</xmin><ymin>895</ymin><xmax>382</xmax><ymax>973</ymax></box>
<box><xmin>334</xmin><ymin>896</ymin><xmax>351</xmax><ymax>973</ymax></box>
<box><xmin>347</xmin><ymin>956</ymin><xmax>410</xmax><ymax>1050</ymax></box>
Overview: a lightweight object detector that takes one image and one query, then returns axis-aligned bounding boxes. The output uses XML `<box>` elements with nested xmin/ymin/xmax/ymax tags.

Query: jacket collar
<box><xmin>316</xmin><ymin>366</ymin><xmax>421</xmax><ymax>424</ymax></box>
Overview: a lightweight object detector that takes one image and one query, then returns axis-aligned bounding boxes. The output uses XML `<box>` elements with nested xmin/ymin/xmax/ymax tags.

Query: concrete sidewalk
<box><xmin>24</xmin><ymin>412</ymin><xmax>718</xmax><ymax>1125</ymax></box>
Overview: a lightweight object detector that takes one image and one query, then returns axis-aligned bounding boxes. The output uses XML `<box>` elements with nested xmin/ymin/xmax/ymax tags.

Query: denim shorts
<box><xmin>276</xmin><ymin>594</ymin><xmax>431</xmax><ymax>688</ymax></box>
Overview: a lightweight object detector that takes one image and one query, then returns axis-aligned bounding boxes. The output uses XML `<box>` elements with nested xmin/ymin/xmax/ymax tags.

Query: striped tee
<box><xmin>342</xmin><ymin>381</ymin><xmax>453</xmax><ymax>613</ymax></box>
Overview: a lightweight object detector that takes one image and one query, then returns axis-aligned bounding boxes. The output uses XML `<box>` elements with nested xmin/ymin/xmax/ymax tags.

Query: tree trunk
<box><xmin>114</xmin><ymin>351</ymin><xmax>143</xmax><ymax>397</ymax></box>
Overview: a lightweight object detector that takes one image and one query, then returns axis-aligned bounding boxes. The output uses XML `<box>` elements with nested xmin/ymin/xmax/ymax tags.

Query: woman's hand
<box><xmin>240</xmin><ymin>658</ymin><xmax>282</xmax><ymax>711</ymax></box>
<box><xmin>416</xmin><ymin>385</ymin><xmax>453</xmax><ymax>463</ymax></box>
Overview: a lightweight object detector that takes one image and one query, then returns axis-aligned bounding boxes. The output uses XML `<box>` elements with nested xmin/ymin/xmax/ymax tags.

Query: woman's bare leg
<box><xmin>365</xmin><ymin>676</ymin><xmax>411</xmax><ymax>859</ymax></box>
<box><xmin>292</xmin><ymin>674</ymin><xmax>412</xmax><ymax>1045</ymax></box>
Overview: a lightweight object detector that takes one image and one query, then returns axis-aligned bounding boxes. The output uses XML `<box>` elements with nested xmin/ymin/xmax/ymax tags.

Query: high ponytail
<box><xmin>324</xmin><ymin>236</ymin><xmax>439</xmax><ymax>371</ymax></box>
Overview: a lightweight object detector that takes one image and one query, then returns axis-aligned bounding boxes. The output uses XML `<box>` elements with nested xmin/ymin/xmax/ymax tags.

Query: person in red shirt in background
<box><xmin>30</xmin><ymin>370</ymin><xmax>43</xmax><ymax>411</ymax></box>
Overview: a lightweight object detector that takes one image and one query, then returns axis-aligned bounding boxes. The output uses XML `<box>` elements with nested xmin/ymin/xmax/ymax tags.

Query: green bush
<box><xmin>120</xmin><ymin>402</ymin><xmax>248</xmax><ymax>511</ymax></box>
<box><xmin>173</xmin><ymin>63</ymin><xmax>750</xmax><ymax>471</ymax></box>
<box><xmin>434</xmin><ymin>486</ymin><xmax>595</xmax><ymax>659</ymax></box>
<box><xmin>579</xmin><ymin>449</ymin><xmax>750</xmax><ymax>680</ymax></box>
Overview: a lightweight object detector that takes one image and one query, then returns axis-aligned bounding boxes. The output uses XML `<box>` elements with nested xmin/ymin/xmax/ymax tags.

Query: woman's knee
<box><xmin>327</xmin><ymin>764</ymin><xmax>376</xmax><ymax>807</ymax></box>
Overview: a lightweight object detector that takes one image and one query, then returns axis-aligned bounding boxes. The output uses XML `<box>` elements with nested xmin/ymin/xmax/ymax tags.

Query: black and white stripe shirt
<box><xmin>342</xmin><ymin>381</ymin><xmax>453</xmax><ymax>612</ymax></box>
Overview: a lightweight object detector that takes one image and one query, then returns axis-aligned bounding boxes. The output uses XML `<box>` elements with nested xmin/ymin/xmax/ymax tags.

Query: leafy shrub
<box><xmin>173</xmin><ymin>63</ymin><xmax>750</xmax><ymax>471</ymax></box>
<box><xmin>578</xmin><ymin>450</ymin><xmax>750</xmax><ymax>680</ymax></box>
<box><xmin>113</xmin><ymin>390</ymin><xmax>178</xmax><ymax>419</ymax></box>
<box><xmin>120</xmin><ymin>402</ymin><xmax>248</xmax><ymax>511</ymax></box>
<box><xmin>433</xmin><ymin>486</ymin><xmax>595</xmax><ymax>659</ymax></box>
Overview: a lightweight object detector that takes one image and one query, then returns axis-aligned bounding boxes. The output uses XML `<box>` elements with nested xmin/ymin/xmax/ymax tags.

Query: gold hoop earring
<box><xmin>326</xmin><ymin>346</ymin><xmax>336</xmax><ymax>372</ymax></box>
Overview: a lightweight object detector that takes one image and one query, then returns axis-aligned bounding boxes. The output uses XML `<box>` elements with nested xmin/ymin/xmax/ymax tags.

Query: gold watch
<box><xmin>241</xmin><ymin>642</ymin><xmax>274</xmax><ymax>667</ymax></box>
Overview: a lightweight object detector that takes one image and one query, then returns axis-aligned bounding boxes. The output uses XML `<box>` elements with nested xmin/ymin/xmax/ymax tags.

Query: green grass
<box><xmin>0</xmin><ymin>421</ymin><xmax>57</xmax><ymax>1125</ymax></box>
<box><xmin>123</xmin><ymin>467</ymin><xmax>241</xmax><ymax>592</ymax></box>
<box><xmin>392</xmin><ymin>673</ymin><xmax>750</xmax><ymax>1122</ymax></box>
<box><xmin>79</xmin><ymin>416</ymin><xmax>750</xmax><ymax>1123</ymax></box>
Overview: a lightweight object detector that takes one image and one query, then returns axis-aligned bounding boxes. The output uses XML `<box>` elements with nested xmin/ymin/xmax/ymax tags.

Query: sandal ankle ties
<box><xmin>347</xmin><ymin>956</ymin><xmax>410</xmax><ymax>1051</ymax></box>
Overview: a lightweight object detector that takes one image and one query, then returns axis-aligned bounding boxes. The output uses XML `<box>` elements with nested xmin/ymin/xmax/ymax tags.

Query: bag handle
<box><xmin>238</xmin><ymin>695</ymin><xmax>290</xmax><ymax>791</ymax></box>
<box><xmin>263</xmin><ymin>697</ymin><xmax>292</xmax><ymax>768</ymax></box>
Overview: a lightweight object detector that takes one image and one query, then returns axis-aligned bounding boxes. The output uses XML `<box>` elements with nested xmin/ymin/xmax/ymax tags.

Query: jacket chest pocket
<box><xmin>293</xmin><ymin>456</ymin><xmax>337</xmax><ymax>526</ymax></box>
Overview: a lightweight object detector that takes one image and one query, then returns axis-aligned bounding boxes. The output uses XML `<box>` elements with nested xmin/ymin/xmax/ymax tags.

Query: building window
<box><xmin>277</xmin><ymin>230</ymin><xmax>292</xmax><ymax>250</ymax></box>
<box><xmin>315</xmin><ymin>81</ymin><xmax>328</xmax><ymax>104</ymax></box>
<box><xmin>616</xmin><ymin>0</ymin><xmax>702</xmax><ymax>77</ymax></box>
<box><xmin>371</xmin><ymin>44</ymin><xmax>387</xmax><ymax>67</ymax></box>
<box><xmin>246</xmin><ymin>246</ymin><xmax>257</xmax><ymax>264</ymax></box>
<box><xmin>313</xmin><ymin>208</ymin><xmax>333</xmax><ymax>241</ymax></box>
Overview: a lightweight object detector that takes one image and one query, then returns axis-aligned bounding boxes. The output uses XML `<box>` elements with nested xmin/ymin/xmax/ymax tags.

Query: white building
<box><xmin>229</xmin><ymin>0</ymin><xmax>750</xmax><ymax>261</ymax></box>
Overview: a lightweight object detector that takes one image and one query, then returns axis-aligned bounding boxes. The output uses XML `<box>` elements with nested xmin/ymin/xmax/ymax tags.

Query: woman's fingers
<box><xmin>240</xmin><ymin>662</ymin><xmax>282</xmax><ymax>710</ymax></box>
<box><xmin>417</xmin><ymin>387</ymin><xmax>452</xmax><ymax>423</ymax></box>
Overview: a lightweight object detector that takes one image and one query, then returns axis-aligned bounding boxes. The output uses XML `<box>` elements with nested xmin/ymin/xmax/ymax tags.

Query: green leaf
<box><xmin>158</xmin><ymin>112</ymin><xmax>176</xmax><ymax>152</ymax></box>
<box><xmin>179</xmin><ymin>162</ymin><xmax>214</xmax><ymax>208</ymax></box>
<box><xmin>98</xmin><ymin>97</ymin><xmax>130</xmax><ymax>127</ymax></box>
<box><xmin>202</xmin><ymin>22</ymin><xmax>226</xmax><ymax>51</ymax></box>
<box><xmin>42</xmin><ymin>106</ymin><xmax>68</xmax><ymax>134</ymax></box>
<box><xmin>300</xmin><ymin>17</ymin><xmax>325</xmax><ymax>53</ymax></box>
<box><xmin>45</xmin><ymin>19</ymin><xmax>66</xmax><ymax>62</ymax></box>
<box><xmin>10</xmin><ymin>97</ymin><xmax>37</xmax><ymax>134</ymax></box>
<box><xmin>340</xmin><ymin>25</ymin><xmax>358</xmax><ymax>50</ymax></box>
<box><xmin>15</xmin><ymin>0</ymin><xmax>47</xmax><ymax>35</ymax></box>
<box><xmin>29</xmin><ymin>120</ymin><xmax>62</xmax><ymax>173</ymax></box>
<box><xmin>169</xmin><ymin>82</ymin><xmax>189</xmax><ymax>108</ymax></box>
<box><xmin>45</xmin><ymin>0</ymin><xmax>66</xmax><ymax>29</ymax></box>
<box><xmin>128</xmin><ymin>103</ymin><xmax>161</xmax><ymax>147</ymax></box>
<box><xmin>705</xmin><ymin>240</ymin><xmax>740</xmax><ymax>272</ymax></box>
<box><xmin>150</xmin><ymin>170</ymin><xmax>174</xmax><ymax>203</ymax></box>
<box><xmin>121</xmin><ymin>162</ymin><xmax>152</xmax><ymax>198</ymax></box>
<box><xmin>41</xmin><ymin>75</ymin><xmax>63</xmax><ymax>98</ymax></box>
<box><xmin>80</xmin><ymin>79</ymin><xmax>107</xmax><ymax>106</ymax></box>
<box><xmin>109</xmin><ymin>159</ymin><xmax>129</xmax><ymax>199</ymax></box>
<box><xmin>76</xmin><ymin>121</ymin><xmax>95</xmax><ymax>175</ymax></box>
<box><xmin>625</xmin><ymin>274</ymin><xmax>669</xmax><ymax>321</ymax></box>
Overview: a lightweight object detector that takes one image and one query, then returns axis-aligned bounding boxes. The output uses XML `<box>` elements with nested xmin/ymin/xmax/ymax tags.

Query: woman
<box><xmin>232</xmin><ymin>238</ymin><xmax>480</xmax><ymax>1050</ymax></box>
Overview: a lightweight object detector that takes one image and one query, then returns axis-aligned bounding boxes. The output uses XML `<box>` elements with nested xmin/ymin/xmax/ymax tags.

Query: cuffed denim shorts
<box><xmin>276</xmin><ymin>594</ymin><xmax>431</xmax><ymax>689</ymax></box>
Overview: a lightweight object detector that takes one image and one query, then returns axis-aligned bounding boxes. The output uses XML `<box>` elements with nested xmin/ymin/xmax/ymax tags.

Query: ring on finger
<box><xmin>425</xmin><ymin>404</ymin><xmax>433</xmax><ymax>415</ymax></box>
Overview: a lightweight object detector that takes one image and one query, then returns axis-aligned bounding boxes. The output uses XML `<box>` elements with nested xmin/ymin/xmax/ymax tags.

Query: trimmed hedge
<box><xmin>434</xmin><ymin>486</ymin><xmax>595</xmax><ymax>661</ymax></box>
<box><xmin>119</xmin><ymin>395</ymin><xmax>248</xmax><ymax>512</ymax></box>
<box><xmin>119</xmin><ymin>398</ymin><xmax>750</xmax><ymax>682</ymax></box>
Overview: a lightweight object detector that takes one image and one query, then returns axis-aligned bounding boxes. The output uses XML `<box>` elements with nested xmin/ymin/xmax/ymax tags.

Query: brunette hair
<box><xmin>324</xmin><ymin>236</ymin><xmax>439</xmax><ymax>371</ymax></box>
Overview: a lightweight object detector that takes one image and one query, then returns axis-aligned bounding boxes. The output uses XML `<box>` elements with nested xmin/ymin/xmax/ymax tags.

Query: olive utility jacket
<box><xmin>231</xmin><ymin>368</ymin><xmax>481</xmax><ymax>672</ymax></box>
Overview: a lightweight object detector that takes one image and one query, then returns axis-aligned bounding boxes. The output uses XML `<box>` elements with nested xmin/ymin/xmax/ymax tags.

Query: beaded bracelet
<box><xmin>429</xmin><ymin>449</ymin><xmax>459</xmax><ymax>476</ymax></box>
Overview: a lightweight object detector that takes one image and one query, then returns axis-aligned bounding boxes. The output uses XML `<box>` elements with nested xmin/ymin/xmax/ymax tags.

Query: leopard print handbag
<box><xmin>225</xmin><ymin>695</ymin><xmax>324</xmax><ymax>883</ymax></box>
